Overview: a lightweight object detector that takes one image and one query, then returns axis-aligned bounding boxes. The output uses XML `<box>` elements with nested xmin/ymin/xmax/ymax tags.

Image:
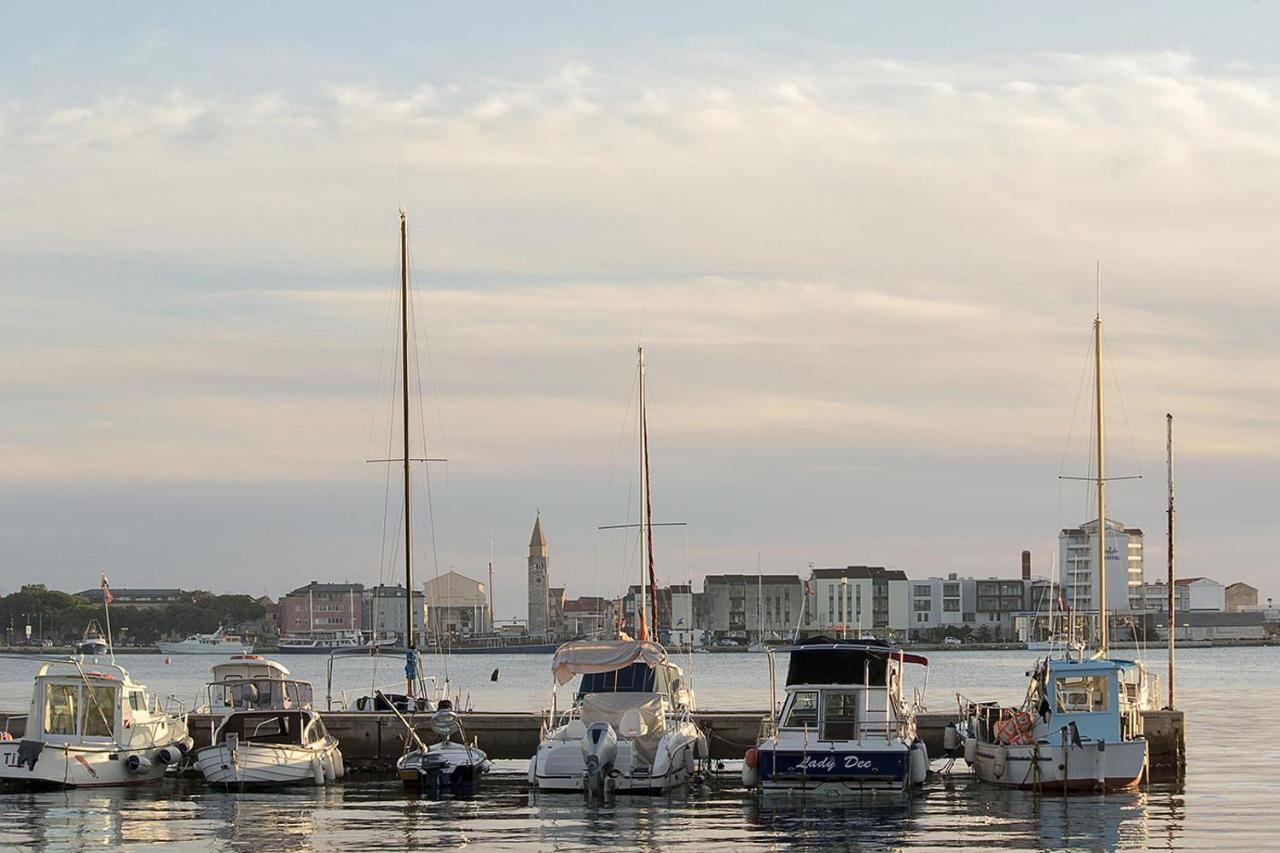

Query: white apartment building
<box><xmin>1140</xmin><ymin>577</ymin><xmax>1226</xmax><ymax>613</ymax></box>
<box><xmin>1058</xmin><ymin>518</ymin><xmax>1144</xmax><ymax>614</ymax></box>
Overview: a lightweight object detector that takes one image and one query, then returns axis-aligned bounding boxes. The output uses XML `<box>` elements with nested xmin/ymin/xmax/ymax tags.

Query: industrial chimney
<box><xmin>1021</xmin><ymin>550</ymin><xmax>1031</xmax><ymax>580</ymax></box>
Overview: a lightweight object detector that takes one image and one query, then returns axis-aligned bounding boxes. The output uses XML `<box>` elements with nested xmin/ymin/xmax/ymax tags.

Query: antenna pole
<box><xmin>1094</xmin><ymin>267</ymin><xmax>1108</xmax><ymax>657</ymax></box>
<box><xmin>1166</xmin><ymin>413</ymin><xmax>1176</xmax><ymax>708</ymax></box>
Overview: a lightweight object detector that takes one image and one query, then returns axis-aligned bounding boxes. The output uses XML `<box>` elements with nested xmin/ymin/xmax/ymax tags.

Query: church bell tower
<box><xmin>527</xmin><ymin>514</ymin><xmax>549</xmax><ymax>637</ymax></box>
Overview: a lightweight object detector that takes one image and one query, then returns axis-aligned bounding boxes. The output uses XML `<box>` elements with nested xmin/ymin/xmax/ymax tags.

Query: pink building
<box><xmin>279</xmin><ymin>581</ymin><xmax>364</xmax><ymax>638</ymax></box>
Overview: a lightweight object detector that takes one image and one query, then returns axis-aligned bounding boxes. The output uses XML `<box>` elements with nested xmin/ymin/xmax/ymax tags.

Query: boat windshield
<box><xmin>1054</xmin><ymin>674</ymin><xmax>1111</xmax><ymax>713</ymax></box>
<box><xmin>577</xmin><ymin>662</ymin><xmax>656</xmax><ymax>698</ymax></box>
<box><xmin>219</xmin><ymin>712</ymin><xmax>307</xmax><ymax>746</ymax></box>
<box><xmin>781</xmin><ymin>690</ymin><xmax>819</xmax><ymax>728</ymax></box>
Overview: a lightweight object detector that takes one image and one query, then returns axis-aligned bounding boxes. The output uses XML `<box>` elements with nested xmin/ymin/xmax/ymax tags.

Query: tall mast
<box><xmin>487</xmin><ymin>532</ymin><xmax>495</xmax><ymax>634</ymax></box>
<box><xmin>757</xmin><ymin>553</ymin><xmax>763</xmax><ymax>643</ymax></box>
<box><xmin>637</xmin><ymin>346</ymin><xmax>649</xmax><ymax>640</ymax></box>
<box><xmin>1094</xmin><ymin>263</ymin><xmax>1108</xmax><ymax>657</ymax></box>
<box><xmin>1166</xmin><ymin>413</ymin><xmax>1176</xmax><ymax>708</ymax></box>
<box><xmin>401</xmin><ymin>211</ymin><xmax>414</xmax><ymax>661</ymax></box>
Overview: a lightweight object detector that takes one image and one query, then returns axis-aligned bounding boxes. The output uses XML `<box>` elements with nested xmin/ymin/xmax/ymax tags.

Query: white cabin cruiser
<box><xmin>158</xmin><ymin>627</ymin><xmax>253</xmax><ymax>656</ymax></box>
<box><xmin>194</xmin><ymin>686</ymin><xmax>343</xmax><ymax>787</ymax></box>
<box><xmin>529</xmin><ymin>639</ymin><xmax>706</xmax><ymax>796</ymax></box>
<box><xmin>744</xmin><ymin>638</ymin><xmax>929</xmax><ymax>795</ymax></box>
<box><xmin>0</xmin><ymin>657</ymin><xmax>191</xmax><ymax>788</ymax></box>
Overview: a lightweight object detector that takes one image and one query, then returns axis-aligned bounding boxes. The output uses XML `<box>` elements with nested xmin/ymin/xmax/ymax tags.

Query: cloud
<box><xmin>2</xmin><ymin>51</ymin><xmax>1279</xmax><ymax>595</ymax></box>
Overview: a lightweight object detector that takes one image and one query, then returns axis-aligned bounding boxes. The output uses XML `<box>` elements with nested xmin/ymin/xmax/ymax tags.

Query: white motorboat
<box><xmin>194</xmin><ymin>703</ymin><xmax>343</xmax><ymax>787</ymax></box>
<box><xmin>528</xmin><ymin>639</ymin><xmax>706</xmax><ymax>796</ymax></box>
<box><xmin>744</xmin><ymin>638</ymin><xmax>930</xmax><ymax>795</ymax></box>
<box><xmin>158</xmin><ymin>627</ymin><xmax>254</xmax><ymax>656</ymax></box>
<box><xmin>0</xmin><ymin>656</ymin><xmax>191</xmax><ymax>788</ymax></box>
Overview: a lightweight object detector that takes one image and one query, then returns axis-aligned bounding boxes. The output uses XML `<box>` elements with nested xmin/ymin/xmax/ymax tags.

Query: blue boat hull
<box><xmin>757</xmin><ymin>747</ymin><xmax>909</xmax><ymax>791</ymax></box>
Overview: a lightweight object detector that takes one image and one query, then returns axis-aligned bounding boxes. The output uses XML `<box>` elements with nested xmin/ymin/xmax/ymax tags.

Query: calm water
<box><xmin>1</xmin><ymin>646</ymin><xmax>1276</xmax><ymax>850</ymax></box>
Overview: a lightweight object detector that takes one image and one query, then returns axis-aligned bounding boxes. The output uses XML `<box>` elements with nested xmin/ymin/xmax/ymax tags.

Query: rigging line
<box><xmin>1101</xmin><ymin>329</ymin><xmax>1147</xmax><ymax>512</ymax></box>
<box><xmin>406</xmin><ymin>226</ymin><xmax>449</xmax><ymax>677</ymax></box>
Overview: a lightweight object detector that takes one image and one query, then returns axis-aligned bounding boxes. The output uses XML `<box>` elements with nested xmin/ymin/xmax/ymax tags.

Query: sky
<box><xmin>2</xmin><ymin>3</ymin><xmax>1278</xmax><ymax>617</ymax></box>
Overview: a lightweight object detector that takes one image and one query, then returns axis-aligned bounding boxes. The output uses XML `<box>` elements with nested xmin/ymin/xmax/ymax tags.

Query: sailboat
<box><xmin>747</xmin><ymin>554</ymin><xmax>767</xmax><ymax>652</ymax></box>
<box><xmin>528</xmin><ymin>347</ymin><xmax>706</xmax><ymax>796</ymax></box>
<box><xmin>958</xmin><ymin>289</ymin><xmax>1154</xmax><ymax>790</ymax></box>
<box><xmin>374</xmin><ymin>211</ymin><xmax>490</xmax><ymax>794</ymax></box>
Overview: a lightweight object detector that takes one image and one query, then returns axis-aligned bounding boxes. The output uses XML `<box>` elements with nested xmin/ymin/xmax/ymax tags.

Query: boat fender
<box><xmin>332</xmin><ymin>748</ymin><xmax>345</xmax><ymax>779</ymax></box>
<box><xmin>909</xmin><ymin>740</ymin><xmax>929</xmax><ymax>785</ymax></box>
<box><xmin>311</xmin><ymin>754</ymin><xmax>326</xmax><ymax>785</ymax></box>
<box><xmin>742</xmin><ymin>748</ymin><xmax>759</xmax><ymax>789</ymax></box>
<box><xmin>0</xmin><ymin>732</ymin><xmax>12</xmax><ymax>741</ymax></box>
<box><xmin>963</xmin><ymin>735</ymin><xmax>977</xmax><ymax>765</ymax></box>
<box><xmin>177</xmin><ymin>737</ymin><xmax>195</xmax><ymax>755</ymax></box>
<box><xmin>943</xmin><ymin>725</ymin><xmax>959</xmax><ymax>753</ymax></box>
<box><xmin>527</xmin><ymin>757</ymin><xmax>537</xmax><ymax>785</ymax></box>
<box><xmin>695</xmin><ymin>732</ymin><xmax>709</xmax><ymax>761</ymax></box>
<box><xmin>156</xmin><ymin>745</ymin><xmax>183</xmax><ymax>766</ymax></box>
<box><xmin>993</xmin><ymin>745</ymin><xmax>1008</xmax><ymax>779</ymax></box>
<box><xmin>321</xmin><ymin>750</ymin><xmax>337</xmax><ymax>781</ymax></box>
<box><xmin>126</xmin><ymin>754</ymin><xmax>152</xmax><ymax>774</ymax></box>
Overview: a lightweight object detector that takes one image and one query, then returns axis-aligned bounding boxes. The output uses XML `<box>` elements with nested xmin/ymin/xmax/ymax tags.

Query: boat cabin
<box><xmin>205</xmin><ymin>677</ymin><xmax>313</xmax><ymax>715</ymax></box>
<box><xmin>215</xmin><ymin>710</ymin><xmax>329</xmax><ymax>749</ymax></box>
<box><xmin>1038</xmin><ymin>657</ymin><xmax>1142</xmax><ymax>743</ymax></box>
<box><xmin>210</xmin><ymin>655</ymin><xmax>290</xmax><ymax>685</ymax></box>
<box><xmin>27</xmin><ymin>662</ymin><xmax>150</xmax><ymax>747</ymax></box>
<box><xmin>775</xmin><ymin>639</ymin><xmax>927</xmax><ymax>743</ymax></box>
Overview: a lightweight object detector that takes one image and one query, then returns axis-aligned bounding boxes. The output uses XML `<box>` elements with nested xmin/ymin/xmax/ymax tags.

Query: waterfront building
<box><xmin>1058</xmin><ymin>518</ymin><xmax>1144</xmax><ymax>613</ymax></box>
<box><xmin>423</xmin><ymin>571</ymin><xmax>490</xmax><ymax>638</ymax></box>
<box><xmin>279</xmin><ymin>582</ymin><xmax>364</xmax><ymax>638</ymax></box>
<box><xmin>667</xmin><ymin>584</ymin><xmax>698</xmax><ymax>646</ymax></box>
<box><xmin>361</xmin><ymin>583</ymin><xmax>426</xmax><ymax>645</ymax></box>
<box><xmin>1156</xmin><ymin>611</ymin><xmax>1268</xmax><ymax>642</ymax></box>
<box><xmin>527</xmin><ymin>514</ymin><xmax>550</xmax><ymax>638</ymax></box>
<box><xmin>909</xmin><ymin>575</ymin><xmax>977</xmax><ymax>635</ymax></box>
<box><xmin>1140</xmin><ymin>577</ymin><xmax>1227</xmax><ymax>613</ymax></box>
<box><xmin>806</xmin><ymin>566</ymin><xmax>909</xmax><ymax>639</ymax></box>
<box><xmin>1226</xmin><ymin>582</ymin><xmax>1259</xmax><ymax>612</ymax></box>
<box><xmin>75</xmin><ymin>587</ymin><xmax>191</xmax><ymax>610</ymax></box>
<box><xmin>701</xmin><ymin>574</ymin><xmax>804</xmax><ymax>641</ymax></box>
<box><xmin>560</xmin><ymin>596</ymin><xmax>614</xmax><ymax>639</ymax></box>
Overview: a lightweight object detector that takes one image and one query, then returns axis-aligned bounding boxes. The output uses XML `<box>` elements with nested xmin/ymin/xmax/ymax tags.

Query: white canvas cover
<box><xmin>551</xmin><ymin>640</ymin><xmax>667</xmax><ymax>686</ymax></box>
<box><xmin>581</xmin><ymin>692</ymin><xmax>667</xmax><ymax>766</ymax></box>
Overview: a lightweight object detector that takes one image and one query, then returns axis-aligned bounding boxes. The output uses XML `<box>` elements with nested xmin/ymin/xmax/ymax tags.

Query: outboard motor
<box><xmin>581</xmin><ymin>721</ymin><xmax>618</xmax><ymax>800</ymax></box>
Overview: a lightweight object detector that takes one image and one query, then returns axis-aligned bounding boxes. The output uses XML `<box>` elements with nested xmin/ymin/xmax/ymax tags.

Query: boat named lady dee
<box><xmin>743</xmin><ymin>637</ymin><xmax>929</xmax><ymax>794</ymax></box>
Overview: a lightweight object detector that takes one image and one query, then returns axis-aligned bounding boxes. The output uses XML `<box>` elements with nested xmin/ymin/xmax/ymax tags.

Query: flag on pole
<box><xmin>805</xmin><ymin>580</ymin><xmax>814</xmax><ymax>597</ymax></box>
<box><xmin>101</xmin><ymin>574</ymin><xmax>114</xmax><ymax>606</ymax></box>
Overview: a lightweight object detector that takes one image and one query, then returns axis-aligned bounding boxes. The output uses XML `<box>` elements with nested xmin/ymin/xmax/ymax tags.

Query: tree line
<box><xmin>0</xmin><ymin>585</ymin><xmax>265</xmax><ymax>646</ymax></box>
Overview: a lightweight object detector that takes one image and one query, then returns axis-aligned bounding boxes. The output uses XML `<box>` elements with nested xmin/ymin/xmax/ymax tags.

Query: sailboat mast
<box><xmin>1166</xmin><ymin>413</ymin><xmax>1176</xmax><ymax>707</ymax></box>
<box><xmin>637</xmin><ymin>346</ymin><xmax>649</xmax><ymax>640</ymax></box>
<box><xmin>1094</xmin><ymin>279</ymin><xmax>1108</xmax><ymax>656</ymax></box>
<box><xmin>488</xmin><ymin>532</ymin><xmax>495</xmax><ymax>634</ymax></box>
<box><xmin>757</xmin><ymin>553</ymin><xmax>763</xmax><ymax>643</ymax></box>
<box><xmin>401</xmin><ymin>211</ymin><xmax>414</xmax><ymax>660</ymax></box>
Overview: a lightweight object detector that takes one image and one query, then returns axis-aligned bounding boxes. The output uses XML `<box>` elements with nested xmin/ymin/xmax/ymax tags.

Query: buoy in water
<box><xmin>164</xmin><ymin>656</ymin><xmax>172</xmax><ymax>664</ymax></box>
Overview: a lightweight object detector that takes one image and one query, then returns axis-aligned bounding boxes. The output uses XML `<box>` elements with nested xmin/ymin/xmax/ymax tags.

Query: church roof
<box><xmin>530</xmin><ymin>514</ymin><xmax>547</xmax><ymax>548</ymax></box>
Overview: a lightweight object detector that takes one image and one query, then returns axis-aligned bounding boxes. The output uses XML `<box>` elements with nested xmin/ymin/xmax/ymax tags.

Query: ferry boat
<box><xmin>0</xmin><ymin>657</ymin><xmax>191</xmax><ymax>788</ymax></box>
<box><xmin>528</xmin><ymin>639</ymin><xmax>706</xmax><ymax>796</ymax></box>
<box><xmin>743</xmin><ymin>637</ymin><xmax>930</xmax><ymax>794</ymax></box>
<box><xmin>276</xmin><ymin>630</ymin><xmax>364</xmax><ymax>654</ymax></box>
<box><xmin>158</xmin><ymin>627</ymin><xmax>253</xmax><ymax>656</ymax></box>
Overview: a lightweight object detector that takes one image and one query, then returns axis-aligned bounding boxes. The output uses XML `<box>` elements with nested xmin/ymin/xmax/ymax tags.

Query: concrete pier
<box><xmin>4</xmin><ymin>708</ymin><xmax>1185</xmax><ymax>779</ymax></box>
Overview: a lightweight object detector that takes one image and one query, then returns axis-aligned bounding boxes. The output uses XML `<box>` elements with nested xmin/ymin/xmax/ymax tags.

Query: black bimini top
<box><xmin>782</xmin><ymin>636</ymin><xmax>927</xmax><ymax>687</ymax></box>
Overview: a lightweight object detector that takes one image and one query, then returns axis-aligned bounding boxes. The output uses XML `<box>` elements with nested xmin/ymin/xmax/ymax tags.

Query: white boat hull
<box><xmin>195</xmin><ymin>741</ymin><xmax>341</xmax><ymax>787</ymax></box>
<box><xmin>158</xmin><ymin>643</ymin><xmax>255</xmax><ymax>656</ymax></box>
<box><xmin>968</xmin><ymin>738</ymin><xmax>1147</xmax><ymax>791</ymax></box>
<box><xmin>0</xmin><ymin>741</ymin><xmax>176</xmax><ymax>788</ymax></box>
<box><xmin>530</xmin><ymin>722</ymin><xmax>700</xmax><ymax>794</ymax></box>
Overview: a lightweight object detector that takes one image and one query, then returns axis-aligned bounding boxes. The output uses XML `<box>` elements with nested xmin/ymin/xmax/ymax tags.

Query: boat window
<box><xmin>577</xmin><ymin>662</ymin><xmax>656</xmax><ymax>697</ymax></box>
<box><xmin>1054</xmin><ymin>675</ymin><xmax>1111</xmax><ymax>713</ymax></box>
<box><xmin>44</xmin><ymin>684</ymin><xmax>78</xmax><ymax>736</ymax></box>
<box><xmin>129</xmin><ymin>691</ymin><xmax>146</xmax><ymax>712</ymax></box>
<box><xmin>822</xmin><ymin>692</ymin><xmax>860</xmax><ymax>741</ymax></box>
<box><xmin>81</xmin><ymin>684</ymin><xmax>118</xmax><ymax>737</ymax></box>
<box><xmin>781</xmin><ymin>691</ymin><xmax>819</xmax><ymax>728</ymax></box>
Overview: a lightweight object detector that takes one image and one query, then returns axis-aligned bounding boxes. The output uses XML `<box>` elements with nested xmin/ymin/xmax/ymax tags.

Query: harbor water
<box><xmin>1</xmin><ymin>646</ymin><xmax>1275</xmax><ymax>850</ymax></box>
